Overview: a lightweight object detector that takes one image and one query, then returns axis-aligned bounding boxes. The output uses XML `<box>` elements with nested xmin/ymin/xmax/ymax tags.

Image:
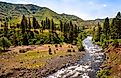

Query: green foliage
<box><xmin>0</xmin><ymin>2</ymin><xmax>83</xmax><ymax>26</ymax></box>
<box><xmin>103</xmin><ymin>17</ymin><xmax>110</xmax><ymax>40</ymax></box>
<box><xmin>97</xmin><ymin>69</ymin><xmax>111</xmax><ymax>78</ymax></box>
<box><xmin>0</xmin><ymin>37</ymin><xmax>11</xmax><ymax>50</ymax></box>
<box><xmin>21</xmin><ymin>15</ymin><xmax>27</xmax><ymax>33</ymax></box>
<box><xmin>0</xmin><ymin>2</ymin><xmax>85</xmax><ymax>48</ymax></box>
<box><xmin>93</xmin><ymin>12</ymin><xmax>121</xmax><ymax>49</ymax></box>
<box><xmin>33</xmin><ymin>17</ymin><xmax>40</xmax><ymax>29</ymax></box>
<box><xmin>112</xmin><ymin>39</ymin><xmax>119</xmax><ymax>46</ymax></box>
<box><xmin>93</xmin><ymin>23</ymin><xmax>102</xmax><ymax>42</ymax></box>
<box><xmin>77</xmin><ymin>35</ymin><xmax>85</xmax><ymax>51</ymax></box>
<box><xmin>110</xmin><ymin>12</ymin><xmax>121</xmax><ymax>39</ymax></box>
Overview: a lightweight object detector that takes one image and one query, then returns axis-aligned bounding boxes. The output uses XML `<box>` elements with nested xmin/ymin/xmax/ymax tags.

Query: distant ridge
<box><xmin>0</xmin><ymin>1</ymin><xmax>83</xmax><ymax>24</ymax></box>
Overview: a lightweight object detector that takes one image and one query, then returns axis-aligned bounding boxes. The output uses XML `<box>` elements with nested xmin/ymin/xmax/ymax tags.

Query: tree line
<box><xmin>0</xmin><ymin>15</ymin><xmax>83</xmax><ymax>50</ymax></box>
<box><xmin>93</xmin><ymin>12</ymin><xmax>121</xmax><ymax>48</ymax></box>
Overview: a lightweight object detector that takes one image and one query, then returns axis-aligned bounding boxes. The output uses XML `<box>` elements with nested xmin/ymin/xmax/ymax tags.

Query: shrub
<box><xmin>73</xmin><ymin>49</ymin><xmax>75</xmax><ymax>52</ymax></box>
<box><xmin>78</xmin><ymin>44</ymin><xmax>84</xmax><ymax>51</ymax></box>
<box><xmin>48</xmin><ymin>48</ymin><xmax>52</xmax><ymax>55</ymax></box>
<box><xmin>55</xmin><ymin>44</ymin><xmax>58</xmax><ymax>48</ymax></box>
<box><xmin>60</xmin><ymin>45</ymin><xmax>62</xmax><ymax>47</ymax></box>
<box><xmin>97</xmin><ymin>69</ymin><xmax>111</xmax><ymax>78</ymax></box>
<box><xmin>112</xmin><ymin>39</ymin><xmax>119</xmax><ymax>47</ymax></box>
<box><xmin>67</xmin><ymin>49</ymin><xmax>71</xmax><ymax>52</ymax></box>
<box><xmin>19</xmin><ymin>49</ymin><xmax>26</xmax><ymax>53</ymax></box>
<box><xmin>54</xmin><ymin>50</ymin><xmax>56</xmax><ymax>54</ymax></box>
<box><xmin>0</xmin><ymin>37</ymin><xmax>11</xmax><ymax>51</ymax></box>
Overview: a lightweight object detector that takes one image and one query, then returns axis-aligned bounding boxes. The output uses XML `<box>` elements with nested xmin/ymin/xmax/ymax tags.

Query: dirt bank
<box><xmin>0</xmin><ymin>44</ymin><xmax>85</xmax><ymax>78</ymax></box>
<box><xmin>98</xmin><ymin>44</ymin><xmax>121</xmax><ymax>78</ymax></box>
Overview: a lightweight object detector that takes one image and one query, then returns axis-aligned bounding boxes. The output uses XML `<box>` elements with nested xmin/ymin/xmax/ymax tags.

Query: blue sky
<box><xmin>0</xmin><ymin>0</ymin><xmax>121</xmax><ymax>20</ymax></box>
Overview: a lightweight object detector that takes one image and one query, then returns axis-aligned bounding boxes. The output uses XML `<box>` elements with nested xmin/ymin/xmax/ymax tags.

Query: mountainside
<box><xmin>0</xmin><ymin>1</ymin><xmax>83</xmax><ymax>24</ymax></box>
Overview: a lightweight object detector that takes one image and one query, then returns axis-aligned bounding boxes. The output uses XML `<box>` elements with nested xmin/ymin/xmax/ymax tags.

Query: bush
<box><xmin>60</xmin><ymin>45</ymin><xmax>62</xmax><ymax>47</ymax></box>
<box><xmin>112</xmin><ymin>39</ymin><xmax>119</xmax><ymax>47</ymax></box>
<box><xmin>67</xmin><ymin>49</ymin><xmax>71</xmax><ymax>52</ymax></box>
<box><xmin>0</xmin><ymin>37</ymin><xmax>11</xmax><ymax>50</ymax></box>
<box><xmin>78</xmin><ymin>44</ymin><xmax>84</xmax><ymax>51</ymax></box>
<box><xmin>0</xmin><ymin>47</ymin><xmax>2</xmax><ymax>52</ymax></box>
<box><xmin>97</xmin><ymin>69</ymin><xmax>111</xmax><ymax>78</ymax></box>
<box><xmin>73</xmin><ymin>49</ymin><xmax>75</xmax><ymax>52</ymax></box>
<box><xmin>48</xmin><ymin>48</ymin><xmax>52</xmax><ymax>55</ymax></box>
<box><xmin>19</xmin><ymin>49</ymin><xmax>26</xmax><ymax>53</ymax></box>
<box><xmin>55</xmin><ymin>44</ymin><xmax>58</xmax><ymax>48</ymax></box>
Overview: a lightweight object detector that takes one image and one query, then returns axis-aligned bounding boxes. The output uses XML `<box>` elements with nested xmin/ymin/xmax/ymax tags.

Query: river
<box><xmin>45</xmin><ymin>36</ymin><xmax>105</xmax><ymax>78</ymax></box>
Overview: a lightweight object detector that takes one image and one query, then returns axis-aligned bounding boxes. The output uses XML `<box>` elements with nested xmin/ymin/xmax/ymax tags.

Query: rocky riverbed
<box><xmin>45</xmin><ymin>36</ymin><xmax>105</xmax><ymax>78</ymax></box>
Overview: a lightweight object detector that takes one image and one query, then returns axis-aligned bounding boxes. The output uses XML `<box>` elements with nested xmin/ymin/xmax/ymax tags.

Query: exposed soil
<box><xmin>102</xmin><ymin>44</ymin><xmax>121</xmax><ymax>78</ymax></box>
<box><xmin>0</xmin><ymin>44</ymin><xmax>85</xmax><ymax>78</ymax></box>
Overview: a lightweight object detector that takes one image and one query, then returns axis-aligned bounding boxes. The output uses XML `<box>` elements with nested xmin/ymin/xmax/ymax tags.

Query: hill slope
<box><xmin>0</xmin><ymin>1</ymin><xmax>83</xmax><ymax>24</ymax></box>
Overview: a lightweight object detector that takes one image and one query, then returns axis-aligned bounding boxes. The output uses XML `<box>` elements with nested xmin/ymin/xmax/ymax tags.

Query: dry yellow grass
<box><xmin>0</xmin><ymin>44</ymin><xmax>79</xmax><ymax>69</ymax></box>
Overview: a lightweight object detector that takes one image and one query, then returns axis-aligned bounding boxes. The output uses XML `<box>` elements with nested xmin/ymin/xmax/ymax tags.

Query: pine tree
<box><xmin>110</xmin><ymin>18</ymin><xmax>116</xmax><ymax>39</ymax></box>
<box><xmin>23</xmin><ymin>32</ymin><xmax>29</xmax><ymax>45</ymax></box>
<box><xmin>94</xmin><ymin>23</ymin><xmax>102</xmax><ymax>42</ymax></box>
<box><xmin>3</xmin><ymin>22</ymin><xmax>8</xmax><ymax>37</ymax></box>
<box><xmin>110</xmin><ymin>12</ymin><xmax>121</xmax><ymax>39</ymax></box>
<box><xmin>41</xmin><ymin>20</ymin><xmax>45</xmax><ymax>30</ymax></box>
<box><xmin>28</xmin><ymin>17</ymin><xmax>32</xmax><ymax>29</ymax></box>
<box><xmin>33</xmin><ymin>17</ymin><xmax>40</xmax><ymax>29</ymax></box>
<box><xmin>51</xmin><ymin>19</ymin><xmax>55</xmax><ymax>33</ymax></box>
<box><xmin>21</xmin><ymin>15</ymin><xmax>27</xmax><ymax>33</ymax></box>
<box><xmin>60</xmin><ymin>20</ymin><xmax>63</xmax><ymax>32</ymax></box>
<box><xmin>74</xmin><ymin>24</ymin><xmax>78</xmax><ymax>39</ymax></box>
<box><xmin>63</xmin><ymin>22</ymin><xmax>68</xmax><ymax>42</ymax></box>
<box><xmin>68</xmin><ymin>21</ymin><xmax>74</xmax><ymax>43</ymax></box>
<box><xmin>103</xmin><ymin>17</ymin><xmax>110</xmax><ymax>40</ymax></box>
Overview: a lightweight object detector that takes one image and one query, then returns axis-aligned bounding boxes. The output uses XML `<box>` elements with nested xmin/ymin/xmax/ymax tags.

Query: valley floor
<box><xmin>0</xmin><ymin>44</ymin><xmax>84</xmax><ymax>78</ymax></box>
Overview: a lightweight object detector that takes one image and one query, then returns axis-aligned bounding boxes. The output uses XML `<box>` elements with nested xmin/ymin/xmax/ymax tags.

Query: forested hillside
<box><xmin>0</xmin><ymin>2</ymin><xmax>83</xmax><ymax>26</ymax></box>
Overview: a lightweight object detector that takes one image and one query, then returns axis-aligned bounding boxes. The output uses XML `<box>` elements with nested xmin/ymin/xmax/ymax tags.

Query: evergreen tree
<box><xmin>63</xmin><ymin>22</ymin><xmax>69</xmax><ymax>42</ymax></box>
<box><xmin>51</xmin><ymin>19</ymin><xmax>55</xmax><ymax>33</ymax></box>
<box><xmin>92</xmin><ymin>26</ymin><xmax>95</xmax><ymax>41</ymax></box>
<box><xmin>21</xmin><ymin>15</ymin><xmax>27</xmax><ymax>33</ymax></box>
<box><xmin>33</xmin><ymin>17</ymin><xmax>40</xmax><ymax>29</ymax></box>
<box><xmin>3</xmin><ymin>22</ymin><xmax>8</xmax><ymax>37</ymax></box>
<box><xmin>23</xmin><ymin>32</ymin><xmax>29</xmax><ymax>45</ymax></box>
<box><xmin>28</xmin><ymin>17</ymin><xmax>32</xmax><ymax>29</ymax></box>
<box><xmin>116</xmin><ymin>12</ymin><xmax>121</xmax><ymax>38</ymax></box>
<box><xmin>13</xmin><ymin>30</ymin><xmax>18</xmax><ymax>46</ymax></box>
<box><xmin>68</xmin><ymin>21</ymin><xmax>74</xmax><ymax>43</ymax></box>
<box><xmin>41</xmin><ymin>20</ymin><xmax>45</xmax><ymax>30</ymax></box>
<box><xmin>74</xmin><ymin>24</ymin><xmax>78</xmax><ymax>39</ymax></box>
<box><xmin>103</xmin><ymin>17</ymin><xmax>110</xmax><ymax>40</ymax></box>
<box><xmin>60</xmin><ymin>20</ymin><xmax>63</xmax><ymax>32</ymax></box>
<box><xmin>94</xmin><ymin>23</ymin><xmax>102</xmax><ymax>42</ymax></box>
<box><xmin>110</xmin><ymin>12</ymin><xmax>121</xmax><ymax>39</ymax></box>
<box><xmin>110</xmin><ymin>18</ymin><xmax>116</xmax><ymax>39</ymax></box>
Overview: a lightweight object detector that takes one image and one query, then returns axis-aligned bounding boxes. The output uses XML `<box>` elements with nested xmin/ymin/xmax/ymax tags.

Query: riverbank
<box><xmin>97</xmin><ymin>44</ymin><xmax>121</xmax><ymax>78</ymax></box>
<box><xmin>0</xmin><ymin>44</ymin><xmax>84</xmax><ymax>78</ymax></box>
<box><xmin>45</xmin><ymin>36</ymin><xmax>105</xmax><ymax>78</ymax></box>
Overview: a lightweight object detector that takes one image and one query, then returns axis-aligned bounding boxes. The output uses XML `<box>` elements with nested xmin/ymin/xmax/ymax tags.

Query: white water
<box><xmin>45</xmin><ymin>36</ymin><xmax>105</xmax><ymax>78</ymax></box>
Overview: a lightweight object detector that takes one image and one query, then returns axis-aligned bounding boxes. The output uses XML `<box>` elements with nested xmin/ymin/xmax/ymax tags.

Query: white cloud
<box><xmin>0</xmin><ymin>0</ymin><xmax>6</xmax><ymax>1</ymax></box>
<box><xmin>103</xmin><ymin>4</ymin><xmax>107</xmax><ymax>7</ymax></box>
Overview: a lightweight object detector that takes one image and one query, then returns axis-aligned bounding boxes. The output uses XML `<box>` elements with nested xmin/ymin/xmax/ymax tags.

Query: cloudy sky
<box><xmin>0</xmin><ymin>0</ymin><xmax>120</xmax><ymax>20</ymax></box>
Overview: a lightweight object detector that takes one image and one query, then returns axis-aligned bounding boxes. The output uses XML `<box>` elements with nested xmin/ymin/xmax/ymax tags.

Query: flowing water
<box><xmin>45</xmin><ymin>36</ymin><xmax>105</xmax><ymax>78</ymax></box>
